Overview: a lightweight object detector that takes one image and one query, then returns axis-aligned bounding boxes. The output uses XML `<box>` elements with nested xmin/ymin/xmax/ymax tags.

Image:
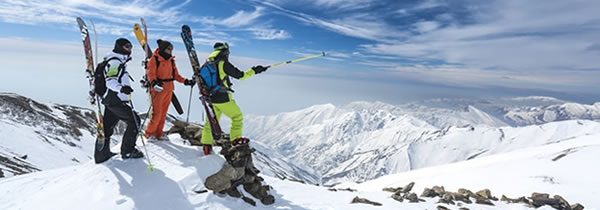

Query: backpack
<box><xmin>198</xmin><ymin>61</ymin><xmax>226</xmax><ymax>96</ymax></box>
<box><xmin>93</xmin><ymin>57</ymin><xmax>122</xmax><ymax>97</ymax></box>
<box><xmin>140</xmin><ymin>56</ymin><xmax>176</xmax><ymax>89</ymax></box>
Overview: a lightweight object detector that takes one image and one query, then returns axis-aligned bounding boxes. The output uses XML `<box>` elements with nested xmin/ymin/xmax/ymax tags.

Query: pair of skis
<box><xmin>133</xmin><ymin>19</ymin><xmax>185</xmax><ymax>116</ymax></box>
<box><xmin>180</xmin><ymin>25</ymin><xmax>225</xmax><ymax>141</ymax></box>
<box><xmin>76</xmin><ymin>17</ymin><xmax>106</xmax><ymax>151</ymax></box>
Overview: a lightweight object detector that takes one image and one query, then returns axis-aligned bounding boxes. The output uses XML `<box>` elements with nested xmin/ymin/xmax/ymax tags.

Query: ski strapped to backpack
<box><xmin>76</xmin><ymin>17</ymin><xmax>106</xmax><ymax>151</ymax></box>
<box><xmin>180</xmin><ymin>25</ymin><xmax>224</xmax><ymax>140</ymax></box>
<box><xmin>133</xmin><ymin>20</ymin><xmax>184</xmax><ymax>115</ymax></box>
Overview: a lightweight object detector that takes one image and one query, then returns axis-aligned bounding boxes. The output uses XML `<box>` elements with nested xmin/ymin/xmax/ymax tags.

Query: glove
<box><xmin>202</xmin><ymin>144</ymin><xmax>213</xmax><ymax>155</ymax></box>
<box><xmin>120</xmin><ymin>86</ymin><xmax>133</xmax><ymax>94</ymax></box>
<box><xmin>252</xmin><ymin>65</ymin><xmax>269</xmax><ymax>74</ymax></box>
<box><xmin>151</xmin><ymin>80</ymin><xmax>164</xmax><ymax>92</ymax></box>
<box><xmin>184</xmin><ymin>79</ymin><xmax>196</xmax><ymax>86</ymax></box>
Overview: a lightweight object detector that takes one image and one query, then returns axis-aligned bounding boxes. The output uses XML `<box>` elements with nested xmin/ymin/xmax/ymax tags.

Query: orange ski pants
<box><xmin>144</xmin><ymin>88</ymin><xmax>172</xmax><ymax>138</ymax></box>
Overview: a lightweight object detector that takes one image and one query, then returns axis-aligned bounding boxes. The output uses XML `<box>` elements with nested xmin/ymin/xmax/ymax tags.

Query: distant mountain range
<box><xmin>245</xmin><ymin>97</ymin><xmax>600</xmax><ymax>185</ymax></box>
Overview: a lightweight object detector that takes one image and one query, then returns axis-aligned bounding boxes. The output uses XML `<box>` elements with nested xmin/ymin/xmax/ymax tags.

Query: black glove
<box><xmin>252</xmin><ymin>65</ymin><xmax>269</xmax><ymax>74</ymax></box>
<box><xmin>120</xmin><ymin>86</ymin><xmax>133</xmax><ymax>94</ymax></box>
<box><xmin>184</xmin><ymin>79</ymin><xmax>196</xmax><ymax>86</ymax></box>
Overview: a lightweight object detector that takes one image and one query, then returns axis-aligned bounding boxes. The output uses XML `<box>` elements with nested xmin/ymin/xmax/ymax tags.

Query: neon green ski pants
<box><xmin>201</xmin><ymin>99</ymin><xmax>243</xmax><ymax>145</ymax></box>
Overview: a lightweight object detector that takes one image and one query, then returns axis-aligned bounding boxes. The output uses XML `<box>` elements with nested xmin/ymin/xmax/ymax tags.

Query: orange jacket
<box><xmin>146</xmin><ymin>49</ymin><xmax>185</xmax><ymax>91</ymax></box>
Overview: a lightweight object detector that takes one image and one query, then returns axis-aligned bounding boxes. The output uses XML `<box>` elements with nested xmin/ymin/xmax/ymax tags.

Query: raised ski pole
<box><xmin>266</xmin><ymin>51</ymin><xmax>326</xmax><ymax>68</ymax></box>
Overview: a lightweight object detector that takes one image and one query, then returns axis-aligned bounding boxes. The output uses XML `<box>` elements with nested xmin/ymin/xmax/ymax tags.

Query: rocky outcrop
<box><xmin>380</xmin><ymin>182</ymin><xmax>585</xmax><ymax>210</ymax></box>
<box><xmin>350</xmin><ymin>196</ymin><xmax>382</xmax><ymax>206</ymax></box>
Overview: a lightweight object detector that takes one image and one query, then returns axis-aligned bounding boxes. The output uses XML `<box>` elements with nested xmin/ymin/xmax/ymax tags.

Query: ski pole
<box><xmin>129</xmin><ymin>95</ymin><xmax>155</xmax><ymax>171</ymax></box>
<box><xmin>266</xmin><ymin>52</ymin><xmax>326</xmax><ymax>69</ymax></box>
<box><xmin>186</xmin><ymin>86</ymin><xmax>193</xmax><ymax>123</ymax></box>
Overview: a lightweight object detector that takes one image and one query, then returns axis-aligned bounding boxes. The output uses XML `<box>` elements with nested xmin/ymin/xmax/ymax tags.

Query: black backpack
<box><xmin>93</xmin><ymin>57</ymin><xmax>120</xmax><ymax>96</ymax></box>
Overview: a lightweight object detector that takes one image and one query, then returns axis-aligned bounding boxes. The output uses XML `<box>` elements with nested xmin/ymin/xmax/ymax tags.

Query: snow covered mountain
<box><xmin>245</xmin><ymin>101</ymin><xmax>600</xmax><ymax>185</ymax></box>
<box><xmin>0</xmin><ymin>92</ymin><xmax>97</xmax><ymax>177</ymax></box>
<box><xmin>1</xmin><ymin>127</ymin><xmax>598</xmax><ymax>210</ymax></box>
<box><xmin>414</xmin><ymin>96</ymin><xmax>600</xmax><ymax>126</ymax></box>
<box><xmin>0</xmin><ymin>93</ymin><xmax>319</xmax><ymax>184</ymax></box>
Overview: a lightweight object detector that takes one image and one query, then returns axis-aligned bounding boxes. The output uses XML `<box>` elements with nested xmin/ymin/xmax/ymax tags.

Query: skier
<box><xmin>144</xmin><ymin>39</ymin><xmax>196</xmax><ymax>141</ymax></box>
<box><xmin>200</xmin><ymin>42</ymin><xmax>268</xmax><ymax>155</ymax></box>
<box><xmin>95</xmin><ymin>38</ymin><xmax>144</xmax><ymax>163</ymax></box>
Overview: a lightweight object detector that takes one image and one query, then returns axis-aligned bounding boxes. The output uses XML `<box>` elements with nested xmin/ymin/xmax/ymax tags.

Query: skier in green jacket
<box><xmin>200</xmin><ymin>42</ymin><xmax>268</xmax><ymax>155</ymax></box>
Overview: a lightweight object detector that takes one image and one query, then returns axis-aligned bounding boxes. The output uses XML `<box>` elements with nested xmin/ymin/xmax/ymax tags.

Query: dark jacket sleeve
<box><xmin>222</xmin><ymin>60</ymin><xmax>246</xmax><ymax>79</ymax></box>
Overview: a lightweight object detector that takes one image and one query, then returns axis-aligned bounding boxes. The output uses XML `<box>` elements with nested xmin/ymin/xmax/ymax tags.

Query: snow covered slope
<box><xmin>1</xmin><ymin>131</ymin><xmax>598</xmax><ymax>210</ymax></box>
<box><xmin>0</xmin><ymin>92</ymin><xmax>97</xmax><ymax>177</ymax></box>
<box><xmin>0</xmin><ymin>93</ymin><xmax>319</xmax><ymax>184</ymax></box>
<box><xmin>348</xmin><ymin>131</ymin><xmax>600</xmax><ymax>209</ymax></box>
<box><xmin>245</xmin><ymin>101</ymin><xmax>600</xmax><ymax>184</ymax></box>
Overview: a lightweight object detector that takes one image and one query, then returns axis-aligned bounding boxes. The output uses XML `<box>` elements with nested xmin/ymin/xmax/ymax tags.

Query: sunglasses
<box><xmin>123</xmin><ymin>44</ymin><xmax>133</xmax><ymax>49</ymax></box>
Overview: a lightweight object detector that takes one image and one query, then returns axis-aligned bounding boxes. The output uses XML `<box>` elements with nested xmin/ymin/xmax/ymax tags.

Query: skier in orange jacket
<box><xmin>145</xmin><ymin>39</ymin><xmax>195</xmax><ymax>140</ymax></box>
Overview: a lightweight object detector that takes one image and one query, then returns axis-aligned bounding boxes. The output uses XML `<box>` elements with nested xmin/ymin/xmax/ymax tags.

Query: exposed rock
<box><xmin>530</xmin><ymin>192</ymin><xmax>561</xmax><ymax>208</ymax></box>
<box><xmin>432</xmin><ymin>186</ymin><xmax>446</xmax><ymax>196</ymax></box>
<box><xmin>421</xmin><ymin>188</ymin><xmax>437</xmax><ymax>198</ymax></box>
<box><xmin>475</xmin><ymin>197</ymin><xmax>494</xmax><ymax>206</ymax></box>
<box><xmin>401</xmin><ymin>182</ymin><xmax>415</xmax><ymax>193</ymax></box>
<box><xmin>329</xmin><ymin>188</ymin><xmax>356</xmax><ymax>192</ymax></box>
<box><xmin>554</xmin><ymin>195</ymin><xmax>571</xmax><ymax>210</ymax></box>
<box><xmin>438</xmin><ymin>194</ymin><xmax>455</xmax><ymax>205</ymax></box>
<box><xmin>571</xmin><ymin>203</ymin><xmax>584</xmax><ymax>210</ymax></box>
<box><xmin>531</xmin><ymin>192</ymin><xmax>550</xmax><ymax>200</ymax></box>
<box><xmin>403</xmin><ymin>192</ymin><xmax>419</xmax><ymax>203</ymax></box>
<box><xmin>351</xmin><ymin>196</ymin><xmax>382</xmax><ymax>206</ymax></box>
<box><xmin>445</xmin><ymin>192</ymin><xmax>472</xmax><ymax>204</ymax></box>
<box><xmin>476</xmin><ymin>189</ymin><xmax>495</xmax><ymax>200</ymax></box>
<box><xmin>383</xmin><ymin>187</ymin><xmax>402</xmax><ymax>193</ymax></box>
<box><xmin>501</xmin><ymin>195</ymin><xmax>530</xmax><ymax>204</ymax></box>
<box><xmin>383</xmin><ymin>182</ymin><xmax>415</xmax><ymax>194</ymax></box>
<box><xmin>391</xmin><ymin>194</ymin><xmax>403</xmax><ymax>202</ymax></box>
<box><xmin>437</xmin><ymin>205</ymin><xmax>450</xmax><ymax>210</ymax></box>
<box><xmin>458</xmin><ymin>188</ymin><xmax>476</xmax><ymax>198</ymax></box>
<box><xmin>459</xmin><ymin>208</ymin><xmax>470</xmax><ymax>210</ymax></box>
<box><xmin>167</xmin><ymin>120</ymin><xmax>203</xmax><ymax>145</ymax></box>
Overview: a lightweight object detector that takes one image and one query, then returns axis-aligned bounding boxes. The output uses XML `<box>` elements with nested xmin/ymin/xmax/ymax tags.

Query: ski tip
<box><xmin>76</xmin><ymin>17</ymin><xmax>85</xmax><ymax>25</ymax></box>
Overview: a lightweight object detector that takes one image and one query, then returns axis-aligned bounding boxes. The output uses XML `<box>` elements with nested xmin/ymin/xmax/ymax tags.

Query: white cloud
<box><xmin>413</xmin><ymin>21</ymin><xmax>440</xmax><ymax>33</ymax></box>
<box><xmin>251</xmin><ymin>28</ymin><xmax>291</xmax><ymax>40</ymax></box>
<box><xmin>307</xmin><ymin>0</ymin><xmax>376</xmax><ymax>11</ymax></box>
<box><xmin>255</xmin><ymin>2</ymin><xmax>406</xmax><ymax>42</ymax></box>
<box><xmin>220</xmin><ymin>7</ymin><xmax>264</xmax><ymax>27</ymax></box>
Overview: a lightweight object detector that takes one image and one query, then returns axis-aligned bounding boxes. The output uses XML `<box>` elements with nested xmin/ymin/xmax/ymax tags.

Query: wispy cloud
<box><xmin>196</xmin><ymin>7</ymin><xmax>264</xmax><ymax>27</ymax></box>
<box><xmin>253</xmin><ymin>1</ymin><xmax>406</xmax><ymax>42</ymax></box>
<box><xmin>306</xmin><ymin>0</ymin><xmax>377</xmax><ymax>11</ymax></box>
<box><xmin>250</xmin><ymin>28</ymin><xmax>291</xmax><ymax>40</ymax></box>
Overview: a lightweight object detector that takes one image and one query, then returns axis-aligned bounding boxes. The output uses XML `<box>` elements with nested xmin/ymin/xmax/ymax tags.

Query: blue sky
<box><xmin>0</xmin><ymin>0</ymin><xmax>599</xmax><ymax>117</ymax></box>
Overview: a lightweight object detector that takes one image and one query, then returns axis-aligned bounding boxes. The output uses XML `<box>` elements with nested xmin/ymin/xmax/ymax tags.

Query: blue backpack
<box><xmin>198</xmin><ymin>61</ymin><xmax>226</xmax><ymax>96</ymax></box>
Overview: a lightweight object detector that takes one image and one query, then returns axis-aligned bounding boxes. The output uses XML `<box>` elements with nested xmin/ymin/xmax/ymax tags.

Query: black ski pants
<box><xmin>103</xmin><ymin>102</ymin><xmax>141</xmax><ymax>154</ymax></box>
